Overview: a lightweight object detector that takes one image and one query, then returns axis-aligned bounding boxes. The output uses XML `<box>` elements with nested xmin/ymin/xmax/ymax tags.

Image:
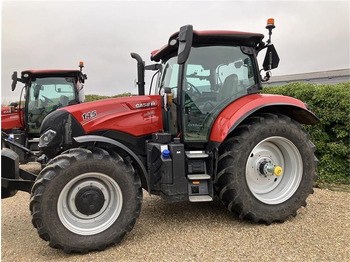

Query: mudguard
<box><xmin>210</xmin><ymin>94</ymin><xmax>319</xmax><ymax>143</ymax></box>
<box><xmin>73</xmin><ymin>135</ymin><xmax>150</xmax><ymax>192</ymax></box>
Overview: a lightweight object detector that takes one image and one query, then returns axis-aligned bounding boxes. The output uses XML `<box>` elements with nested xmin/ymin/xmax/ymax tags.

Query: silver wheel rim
<box><xmin>246</xmin><ymin>136</ymin><xmax>303</xmax><ymax>205</ymax></box>
<box><xmin>57</xmin><ymin>172</ymin><xmax>123</xmax><ymax>235</ymax></box>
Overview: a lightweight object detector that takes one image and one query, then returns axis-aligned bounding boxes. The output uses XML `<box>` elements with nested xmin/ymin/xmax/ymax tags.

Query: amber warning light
<box><xmin>266</xmin><ymin>18</ymin><xmax>275</xmax><ymax>29</ymax></box>
<box><xmin>79</xmin><ymin>61</ymin><xmax>84</xmax><ymax>71</ymax></box>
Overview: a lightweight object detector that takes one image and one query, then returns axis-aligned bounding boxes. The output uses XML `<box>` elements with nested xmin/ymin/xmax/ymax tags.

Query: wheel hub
<box><xmin>75</xmin><ymin>186</ymin><xmax>105</xmax><ymax>216</ymax></box>
<box><xmin>259</xmin><ymin>161</ymin><xmax>283</xmax><ymax>177</ymax></box>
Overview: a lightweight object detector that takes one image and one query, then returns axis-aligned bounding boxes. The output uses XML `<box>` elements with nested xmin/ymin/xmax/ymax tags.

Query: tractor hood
<box><xmin>60</xmin><ymin>95</ymin><xmax>163</xmax><ymax>136</ymax></box>
<box><xmin>1</xmin><ymin>105</ymin><xmax>23</xmax><ymax>132</ymax></box>
<box><xmin>39</xmin><ymin>95</ymin><xmax>163</xmax><ymax>158</ymax></box>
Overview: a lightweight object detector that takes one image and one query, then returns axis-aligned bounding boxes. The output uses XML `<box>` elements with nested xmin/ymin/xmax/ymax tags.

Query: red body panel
<box><xmin>210</xmin><ymin>94</ymin><xmax>310</xmax><ymax>143</ymax></box>
<box><xmin>62</xmin><ymin>95</ymin><xmax>163</xmax><ymax>136</ymax></box>
<box><xmin>1</xmin><ymin>106</ymin><xmax>23</xmax><ymax>131</ymax></box>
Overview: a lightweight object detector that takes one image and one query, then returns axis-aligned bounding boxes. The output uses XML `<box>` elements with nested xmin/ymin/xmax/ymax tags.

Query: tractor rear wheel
<box><xmin>215</xmin><ymin>114</ymin><xmax>317</xmax><ymax>224</ymax></box>
<box><xmin>30</xmin><ymin>147</ymin><xmax>142</xmax><ymax>253</ymax></box>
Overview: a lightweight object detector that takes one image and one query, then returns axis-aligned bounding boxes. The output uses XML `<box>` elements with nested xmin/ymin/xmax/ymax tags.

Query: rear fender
<box><xmin>73</xmin><ymin>135</ymin><xmax>150</xmax><ymax>192</ymax></box>
<box><xmin>209</xmin><ymin>94</ymin><xmax>319</xmax><ymax>143</ymax></box>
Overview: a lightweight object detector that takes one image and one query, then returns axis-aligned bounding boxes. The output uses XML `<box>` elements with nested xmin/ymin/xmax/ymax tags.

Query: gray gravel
<box><xmin>1</xmin><ymin>187</ymin><xmax>349</xmax><ymax>261</ymax></box>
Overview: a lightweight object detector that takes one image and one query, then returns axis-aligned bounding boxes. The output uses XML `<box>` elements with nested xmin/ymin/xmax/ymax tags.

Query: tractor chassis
<box><xmin>1</xmin><ymin>147</ymin><xmax>37</xmax><ymax>198</ymax></box>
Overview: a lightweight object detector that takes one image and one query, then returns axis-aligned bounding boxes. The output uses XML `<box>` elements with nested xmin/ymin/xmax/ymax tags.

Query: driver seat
<box><xmin>60</xmin><ymin>95</ymin><xmax>69</xmax><ymax>106</ymax></box>
<box><xmin>217</xmin><ymin>74</ymin><xmax>238</xmax><ymax>102</ymax></box>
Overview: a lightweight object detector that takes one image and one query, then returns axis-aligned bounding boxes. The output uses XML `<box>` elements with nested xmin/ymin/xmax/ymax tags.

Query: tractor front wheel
<box><xmin>30</xmin><ymin>147</ymin><xmax>142</xmax><ymax>253</ymax></box>
<box><xmin>215</xmin><ymin>114</ymin><xmax>317</xmax><ymax>224</ymax></box>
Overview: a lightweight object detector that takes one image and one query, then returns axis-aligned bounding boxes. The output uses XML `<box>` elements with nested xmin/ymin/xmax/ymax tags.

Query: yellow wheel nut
<box><xmin>274</xmin><ymin>166</ymin><xmax>283</xmax><ymax>176</ymax></box>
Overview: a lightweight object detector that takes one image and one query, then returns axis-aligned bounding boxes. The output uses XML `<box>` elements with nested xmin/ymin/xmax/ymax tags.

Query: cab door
<box><xmin>181</xmin><ymin>46</ymin><xmax>258</xmax><ymax>143</ymax></box>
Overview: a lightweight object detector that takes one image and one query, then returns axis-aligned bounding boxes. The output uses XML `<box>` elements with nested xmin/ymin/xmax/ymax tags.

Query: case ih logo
<box><xmin>135</xmin><ymin>101</ymin><xmax>157</xmax><ymax>109</ymax></box>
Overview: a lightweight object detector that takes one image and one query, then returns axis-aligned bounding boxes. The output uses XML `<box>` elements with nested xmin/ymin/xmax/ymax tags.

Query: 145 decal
<box><xmin>82</xmin><ymin>110</ymin><xmax>97</xmax><ymax>120</ymax></box>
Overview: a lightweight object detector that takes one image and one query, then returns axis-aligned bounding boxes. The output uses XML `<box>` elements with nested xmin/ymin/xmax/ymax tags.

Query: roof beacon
<box><xmin>266</xmin><ymin>18</ymin><xmax>275</xmax><ymax>44</ymax></box>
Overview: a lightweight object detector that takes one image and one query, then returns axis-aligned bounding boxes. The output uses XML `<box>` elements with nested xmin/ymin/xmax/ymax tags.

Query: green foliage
<box><xmin>264</xmin><ymin>82</ymin><xmax>350</xmax><ymax>184</ymax></box>
<box><xmin>85</xmin><ymin>92</ymin><xmax>132</xmax><ymax>102</ymax></box>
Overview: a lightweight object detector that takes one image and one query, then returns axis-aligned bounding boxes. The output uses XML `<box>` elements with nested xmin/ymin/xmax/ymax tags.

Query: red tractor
<box><xmin>1</xmin><ymin>63</ymin><xmax>87</xmax><ymax>163</ymax></box>
<box><xmin>3</xmin><ymin>20</ymin><xmax>319</xmax><ymax>253</ymax></box>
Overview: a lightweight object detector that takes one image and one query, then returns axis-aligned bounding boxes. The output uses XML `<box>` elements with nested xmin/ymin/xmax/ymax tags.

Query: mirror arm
<box><xmin>261</xmin><ymin>71</ymin><xmax>271</xmax><ymax>82</ymax></box>
<box><xmin>145</xmin><ymin>64</ymin><xmax>162</xmax><ymax>71</ymax></box>
<box><xmin>256</xmin><ymin>42</ymin><xmax>267</xmax><ymax>53</ymax></box>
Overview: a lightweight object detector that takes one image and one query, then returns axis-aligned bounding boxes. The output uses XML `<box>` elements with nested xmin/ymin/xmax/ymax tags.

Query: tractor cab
<box><xmin>19</xmin><ymin>69</ymin><xmax>86</xmax><ymax>135</ymax></box>
<box><xmin>1</xmin><ymin>63</ymin><xmax>87</xmax><ymax>161</ymax></box>
<box><xmin>149</xmin><ymin>25</ymin><xmax>279</xmax><ymax>145</ymax></box>
<box><xmin>157</xmin><ymin>44</ymin><xmax>259</xmax><ymax>143</ymax></box>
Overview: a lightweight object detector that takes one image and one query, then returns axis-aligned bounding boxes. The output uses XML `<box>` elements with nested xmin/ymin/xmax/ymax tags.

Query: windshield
<box><xmin>27</xmin><ymin>77</ymin><xmax>76</xmax><ymax>134</ymax></box>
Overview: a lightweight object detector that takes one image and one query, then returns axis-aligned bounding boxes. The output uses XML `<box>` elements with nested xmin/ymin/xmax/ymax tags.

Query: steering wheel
<box><xmin>186</xmin><ymin>82</ymin><xmax>201</xmax><ymax>101</ymax></box>
<box><xmin>41</xmin><ymin>95</ymin><xmax>54</xmax><ymax>104</ymax></box>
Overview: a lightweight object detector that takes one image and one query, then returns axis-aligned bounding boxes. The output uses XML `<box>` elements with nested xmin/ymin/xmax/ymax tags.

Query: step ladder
<box><xmin>186</xmin><ymin>151</ymin><xmax>213</xmax><ymax>202</ymax></box>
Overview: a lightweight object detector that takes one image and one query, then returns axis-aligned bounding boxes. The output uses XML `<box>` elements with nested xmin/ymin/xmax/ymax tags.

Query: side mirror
<box><xmin>34</xmin><ymin>85</ymin><xmax>41</xmax><ymax>99</ymax></box>
<box><xmin>177</xmin><ymin>25</ymin><xmax>193</xmax><ymax>64</ymax></box>
<box><xmin>11</xmin><ymin>72</ymin><xmax>18</xmax><ymax>91</ymax></box>
<box><xmin>160</xmin><ymin>87</ymin><xmax>172</xmax><ymax>111</ymax></box>
<box><xmin>263</xmin><ymin>44</ymin><xmax>280</xmax><ymax>71</ymax></box>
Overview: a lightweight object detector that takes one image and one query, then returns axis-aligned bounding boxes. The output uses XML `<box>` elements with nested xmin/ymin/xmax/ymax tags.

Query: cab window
<box><xmin>182</xmin><ymin>46</ymin><xmax>256</xmax><ymax>142</ymax></box>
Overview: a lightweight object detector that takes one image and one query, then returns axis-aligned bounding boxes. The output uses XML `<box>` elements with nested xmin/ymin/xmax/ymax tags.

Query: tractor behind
<box><xmin>1</xmin><ymin>63</ymin><xmax>87</xmax><ymax>163</ymax></box>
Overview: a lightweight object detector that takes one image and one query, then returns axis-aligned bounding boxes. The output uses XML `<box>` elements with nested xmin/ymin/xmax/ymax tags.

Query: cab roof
<box><xmin>151</xmin><ymin>30</ymin><xmax>264</xmax><ymax>62</ymax></box>
<box><xmin>21</xmin><ymin>69</ymin><xmax>82</xmax><ymax>79</ymax></box>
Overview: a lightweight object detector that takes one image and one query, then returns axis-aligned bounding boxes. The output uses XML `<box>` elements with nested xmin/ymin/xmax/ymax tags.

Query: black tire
<box><xmin>30</xmin><ymin>147</ymin><xmax>142</xmax><ymax>253</ymax></box>
<box><xmin>215</xmin><ymin>113</ymin><xmax>317</xmax><ymax>224</ymax></box>
<box><xmin>1</xmin><ymin>148</ymin><xmax>19</xmax><ymax>199</ymax></box>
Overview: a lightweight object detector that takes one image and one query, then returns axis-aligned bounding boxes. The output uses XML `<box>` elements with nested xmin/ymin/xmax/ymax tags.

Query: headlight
<box><xmin>38</xmin><ymin>129</ymin><xmax>57</xmax><ymax>147</ymax></box>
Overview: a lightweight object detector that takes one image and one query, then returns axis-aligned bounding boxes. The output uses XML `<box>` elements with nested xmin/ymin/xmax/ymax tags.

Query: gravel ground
<box><xmin>1</xmin><ymin>187</ymin><xmax>349</xmax><ymax>262</ymax></box>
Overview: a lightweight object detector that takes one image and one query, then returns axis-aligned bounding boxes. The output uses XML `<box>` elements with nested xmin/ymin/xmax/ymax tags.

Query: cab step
<box><xmin>187</xmin><ymin>174</ymin><xmax>210</xmax><ymax>180</ymax></box>
<box><xmin>185</xmin><ymin>151</ymin><xmax>209</xmax><ymax>159</ymax></box>
<box><xmin>189</xmin><ymin>195</ymin><xmax>213</xmax><ymax>202</ymax></box>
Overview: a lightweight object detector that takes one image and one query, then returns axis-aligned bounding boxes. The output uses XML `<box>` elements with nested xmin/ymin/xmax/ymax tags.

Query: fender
<box><xmin>210</xmin><ymin>94</ymin><xmax>319</xmax><ymax>143</ymax></box>
<box><xmin>73</xmin><ymin>135</ymin><xmax>150</xmax><ymax>192</ymax></box>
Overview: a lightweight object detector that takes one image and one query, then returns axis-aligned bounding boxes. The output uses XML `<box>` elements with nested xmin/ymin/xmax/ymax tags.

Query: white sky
<box><xmin>1</xmin><ymin>1</ymin><xmax>349</xmax><ymax>104</ymax></box>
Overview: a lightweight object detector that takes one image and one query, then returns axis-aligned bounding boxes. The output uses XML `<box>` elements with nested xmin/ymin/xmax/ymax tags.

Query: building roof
<box><xmin>264</xmin><ymin>68</ymin><xmax>350</xmax><ymax>86</ymax></box>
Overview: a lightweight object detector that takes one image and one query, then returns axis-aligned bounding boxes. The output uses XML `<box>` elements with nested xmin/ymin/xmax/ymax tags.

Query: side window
<box><xmin>159</xmin><ymin>56</ymin><xmax>180</xmax><ymax>135</ymax></box>
<box><xmin>182</xmin><ymin>46</ymin><xmax>257</xmax><ymax>142</ymax></box>
<box><xmin>159</xmin><ymin>56</ymin><xmax>179</xmax><ymax>99</ymax></box>
<box><xmin>217</xmin><ymin>58</ymin><xmax>255</xmax><ymax>102</ymax></box>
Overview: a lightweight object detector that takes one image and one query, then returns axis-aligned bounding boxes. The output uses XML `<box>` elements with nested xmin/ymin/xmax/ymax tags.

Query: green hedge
<box><xmin>85</xmin><ymin>92</ymin><xmax>131</xmax><ymax>102</ymax></box>
<box><xmin>264</xmin><ymin>82</ymin><xmax>350</xmax><ymax>184</ymax></box>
